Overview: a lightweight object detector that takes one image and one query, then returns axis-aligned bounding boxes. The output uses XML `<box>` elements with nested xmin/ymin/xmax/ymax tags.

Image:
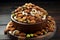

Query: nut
<box><xmin>22</xmin><ymin>16</ymin><xmax>27</xmax><ymax>20</ymax></box>
<box><xmin>24</xmin><ymin>9</ymin><xmax>30</xmax><ymax>13</ymax></box>
<box><xmin>33</xmin><ymin>34</ymin><xmax>38</xmax><ymax>37</ymax></box>
<box><xmin>30</xmin><ymin>20</ymin><xmax>36</xmax><ymax>24</ymax></box>
<box><xmin>17</xmin><ymin>14</ymin><xmax>23</xmax><ymax>17</ymax></box>
<box><xmin>29</xmin><ymin>16</ymin><xmax>35</xmax><ymax>20</ymax></box>
<box><xmin>26</xmin><ymin>34</ymin><xmax>30</xmax><ymax>38</ymax></box>
<box><xmin>13</xmin><ymin>30</ymin><xmax>20</xmax><ymax>35</ymax></box>
<box><xmin>10</xmin><ymin>27</ymin><xmax>15</xmax><ymax>31</ymax></box>
<box><xmin>19</xmin><ymin>33</ymin><xmax>26</xmax><ymax>37</ymax></box>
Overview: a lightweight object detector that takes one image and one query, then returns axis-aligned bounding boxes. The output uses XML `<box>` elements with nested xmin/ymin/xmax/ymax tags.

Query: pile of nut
<box><xmin>4</xmin><ymin>3</ymin><xmax>55</xmax><ymax>38</ymax></box>
<box><xmin>12</xmin><ymin>3</ymin><xmax>48</xmax><ymax>24</ymax></box>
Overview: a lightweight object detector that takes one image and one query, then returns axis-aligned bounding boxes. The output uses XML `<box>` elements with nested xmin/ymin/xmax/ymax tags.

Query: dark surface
<box><xmin>0</xmin><ymin>2</ymin><xmax>60</xmax><ymax>40</ymax></box>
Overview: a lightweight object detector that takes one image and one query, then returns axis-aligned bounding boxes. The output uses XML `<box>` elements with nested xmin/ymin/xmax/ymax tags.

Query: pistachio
<box><xmin>30</xmin><ymin>34</ymin><xmax>34</xmax><ymax>37</ymax></box>
<box><xmin>26</xmin><ymin>34</ymin><xmax>30</xmax><ymax>38</ymax></box>
<box><xmin>12</xmin><ymin>13</ymin><xmax>15</xmax><ymax>16</ymax></box>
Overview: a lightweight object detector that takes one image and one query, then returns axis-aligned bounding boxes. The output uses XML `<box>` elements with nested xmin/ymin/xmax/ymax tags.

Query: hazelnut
<box><xmin>17</xmin><ymin>14</ymin><xmax>23</xmax><ymax>17</ymax></box>
<box><xmin>24</xmin><ymin>9</ymin><xmax>30</xmax><ymax>13</ymax></box>
<box><xmin>19</xmin><ymin>33</ymin><xmax>26</xmax><ymax>37</ymax></box>
<box><xmin>35</xmin><ymin>14</ymin><xmax>40</xmax><ymax>18</ymax></box>
<box><xmin>30</xmin><ymin>20</ymin><xmax>36</xmax><ymax>24</ymax></box>
<box><xmin>29</xmin><ymin>16</ymin><xmax>35</xmax><ymax>20</ymax></box>
<box><xmin>35</xmin><ymin>31</ymin><xmax>41</xmax><ymax>35</ymax></box>
<box><xmin>48</xmin><ymin>28</ymin><xmax>54</xmax><ymax>32</ymax></box>
<box><xmin>42</xmin><ymin>29</ymin><xmax>45</xmax><ymax>32</ymax></box>
<box><xmin>10</xmin><ymin>27</ymin><xmax>15</xmax><ymax>31</ymax></box>
<box><xmin>47</xmin><ymin>16</ymin><xmax>54</xmax><ymax>20</ymax></box>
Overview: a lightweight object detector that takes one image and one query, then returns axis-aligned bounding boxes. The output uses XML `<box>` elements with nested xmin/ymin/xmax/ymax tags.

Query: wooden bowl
<box><xmin>11</xmin><ymin>15</ymin><xmax>44</xmax><ymax>33</ymax></box>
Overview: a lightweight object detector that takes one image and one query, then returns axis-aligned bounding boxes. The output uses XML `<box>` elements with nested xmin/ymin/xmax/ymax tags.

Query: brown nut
<box><xmin>35</xmin><ymin>31</ymin><xmax>42</xmax><ymax>35</ymax></box>
<box><xmin>27</xmin><ymin>15</ymin><xmax>31</xmax><ymax>19</ymax></box>
<box><xmin>6</xmin><ymin>25</ymin><xmax>13</xmax><ymax>29</ymax></box>
<box><xmin>10</xmin><ymin>27</ymin><xmax>15</xmax><ymax>31</ymax></box>
<box><xmin>35</xmin><ymin>14</ymin><xmax>40</xmax><ymax>18</ymax></box>
<box><xmin>24</xmin><ymin>9</ymin><xmax>30</xmax><ymax>13</ymax></box>
<box><xmin>4</xmin><ymin>29</ymin><xmax>9</xmax><ymax>34</ymax></box>
<box><xmin>19</xmin><ymin>33</ymin><xmax>26</xmax><ymax>37</ymax></box>
<box><xmin>29</xmin><ymin>16</ymin><xmax>35</xmax><ymax>20</ymax></box>
<box><xmin>41</xmin><ymin>29</ymin><xmax>46</xmax><ymax>32</ymax></box>
<box><xmin>48</xmin><ymin>28</ymin><xmax>54</xmax><ymax>32</ymax></box>
<box><xmin>47</xmin><ymin>16</ymin><xmax>54</xmax><ymax>21</ymax></box>
<box><xmin>17</xmin><ymin>14</ymin><xmax>23</xmax><ymax>17</ymax></box>
<box><xmin>8</xmin><ymin>21</ymin><xmax>13</xmax><ymax>25</ymax></box>
<box><xmin>33</xmin><ymin>6</ymin><xmax>41</xmax><ymax>10</ymax></box>
<box><xmin>5</xmin><ymin>28</ymin><xmax>11</xmax><ymax>31</ymax></box>
<box><xmin>30</xmin><ymin>20</ymin><xmax>36</xmax><ymax>24</ymax></box>
<box><xmin>33</xmin><ymin>34</ymin><xmax>38</xmax><ymax>37</ymax></box>
<box><xmin>15</xmin><ymin>7</ymin><xmax>23</xmax><ymax>12</ymax></box>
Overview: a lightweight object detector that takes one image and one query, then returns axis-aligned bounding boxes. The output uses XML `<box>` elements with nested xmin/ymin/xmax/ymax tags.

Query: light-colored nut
<box><xmin>27</xmin><ymin>19</ymin><xmax>31</xmax><ymax>23</ymax></box>
<box><xmin>26</xmin><ymin>34</ymin><xmax>30</xmax><ymax>38</ymax></box>
<box><xmin>18</xmin><ymin>18</ymin><xmax>23</xmax><ymax>22</ymax></box>
<box><xmin>22</xmin><ymin>11</ymin><xmax>28</xmax><ymax>15</ymax></box>
<box><xmin>13</xmin><ymin>30</ymin><xmax>20</xmax><ymax>35</ymax></box>
<box><xmin>9</xmin><ymin>31</ymin><xmax>13</xmax><ymax>34</ymax></box>
<box><xmin>22</xmin><ymin>16</ymin><xmax>27</xmax><ymax>20</ymax></box>
<box><xmin>42</xmin><ymin>15</ymin><xmax>46</xmax><ymax>20</ymax></box>
<box><xmin>30</xmin><ymin>34</ymin><xmax>34</xmax><ymax>37</ymax></box>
